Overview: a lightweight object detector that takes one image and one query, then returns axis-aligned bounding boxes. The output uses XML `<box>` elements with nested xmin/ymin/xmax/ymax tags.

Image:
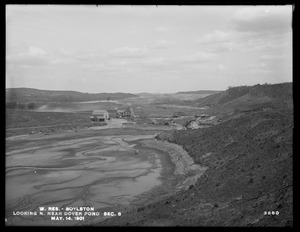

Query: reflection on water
<box><xmin>6</xmin><ymin>135</ymin><xmax>163</xmax><ymax>225</ymax></box>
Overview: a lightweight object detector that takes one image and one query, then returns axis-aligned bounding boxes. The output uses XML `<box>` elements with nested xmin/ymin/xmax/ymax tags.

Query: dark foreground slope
<box><xmin>98</xmin><ymin>83</ymin><xmax>293</xmax><ymax>227</ymax></box>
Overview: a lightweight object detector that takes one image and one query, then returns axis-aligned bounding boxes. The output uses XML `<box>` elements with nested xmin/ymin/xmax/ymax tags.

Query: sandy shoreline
<box><xmin>94</xmin><ymin>137</ymin><xmax>209</xmax><ymax>226</ymax></box>
<box><xmin>140</xmin><ymin>139</ymin><xmax>208</xmax><ymax>191</ymax></box>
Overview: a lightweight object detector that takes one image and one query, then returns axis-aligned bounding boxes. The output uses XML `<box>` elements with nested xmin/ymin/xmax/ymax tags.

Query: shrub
<box><xmin>27</xmin><ymin>102</ymin><xmax>35</xmax><ymax>110</ymax></box>
<box><xmin>17</xmin><ymin>103</ymin><xmax>26</xmax><ymax>110</ymax></box>
<box><xmin>6</xmin><ymin>101</ymin><xmax>17</xmax><ymax>109</ymax></box>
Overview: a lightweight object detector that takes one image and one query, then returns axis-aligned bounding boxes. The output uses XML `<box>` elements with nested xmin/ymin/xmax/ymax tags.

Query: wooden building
<box><xmin>90</xmin><ymin>110</ymin><xmax>109</xmax><ymax>122</ymax></box>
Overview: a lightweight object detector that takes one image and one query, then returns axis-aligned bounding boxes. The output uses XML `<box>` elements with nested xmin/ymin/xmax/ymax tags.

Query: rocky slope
<box><xmin>97</xmin><ymin>83</ymin><xmax>293</xmax><ymax>227</ymax></box>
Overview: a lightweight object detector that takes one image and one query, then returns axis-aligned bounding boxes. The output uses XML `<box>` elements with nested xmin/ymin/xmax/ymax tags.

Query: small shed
<box><xmin>187</xmin><ymin>120</ymin><xmax>200</xmax><ymax>129</ymax></box>
<box><xmin>173</xmin><ymin>111</ymin><xmax>185</xmax><ymax>118</ymax></box>
<box><xmin>90</xmin><ymin>110</ymin><xmax>109</xmax><ymax>121</ymax></box>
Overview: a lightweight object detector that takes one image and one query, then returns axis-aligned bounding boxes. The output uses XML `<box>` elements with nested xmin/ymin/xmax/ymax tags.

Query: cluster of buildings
<box><xmin>89</xmin><ymin>107</ymin><xmax>134</xmax><ymax>122</ymax></box>
<box><xmin>185</xmin><ymin>115</ymin><xmax>216</xmax><ymax>129</ymax></box>
<box><xmin>89</xmin><ymin>107</ymin><xmax>217</xmax><ymax>130</ymax></box>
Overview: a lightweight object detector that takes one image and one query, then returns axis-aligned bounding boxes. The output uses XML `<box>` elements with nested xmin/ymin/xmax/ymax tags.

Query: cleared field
<box><xmin>6</xmin><ymin>110</ymin><xmax>92</xmax><ymax>129</ymax></box>
<box><xmin>6</xmin><ymin>110</ymin><xmax>105</xmax><ymax>138</ymax></box>
<box><xmin>134</xmin><ymin>104</ymin><xmax>207</xmax><ymax>118</ymax></box>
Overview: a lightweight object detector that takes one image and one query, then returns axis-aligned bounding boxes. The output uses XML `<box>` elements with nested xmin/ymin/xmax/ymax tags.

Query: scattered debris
<box><xmin>202</xmin><ymin>152</ymin><xmax>212</xmax><ymax>158</ymax></box>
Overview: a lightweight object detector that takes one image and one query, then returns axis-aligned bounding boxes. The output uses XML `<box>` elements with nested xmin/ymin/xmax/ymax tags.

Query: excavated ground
<box><xmin>98</xmin><ymin>108</ymin><xmax>293</xmax><ymax>227</ymax></box>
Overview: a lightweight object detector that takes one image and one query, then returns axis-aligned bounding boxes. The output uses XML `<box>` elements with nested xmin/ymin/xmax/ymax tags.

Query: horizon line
<box><xmin>5</xmin><ymin>81</ymin><xmax>293</xmax><ymax>94</ymax></box>
<box><xmin>5</xmin><ymin>87</ymin><xmax>227</xmax><ymax>94</ymax></box>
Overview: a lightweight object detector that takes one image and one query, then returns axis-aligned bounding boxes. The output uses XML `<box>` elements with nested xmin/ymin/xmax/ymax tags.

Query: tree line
<box><xmin>6</xmin><ymin>102</ymin><xmax>35</xmax><ymax>110</ymax></box>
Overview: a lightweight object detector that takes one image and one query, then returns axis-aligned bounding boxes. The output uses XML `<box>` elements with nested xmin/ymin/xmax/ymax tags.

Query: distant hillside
<box><xmin>194</xmin><ymin>83</ymin><xmax>293</xmax><ymax>109</ymax></box>
<box><xmin>134</xmin><ymin>91</ymin><xmax>222</xmax><ymax>104</ymax></box>
<box><xmin>6</xmin><ymin>88</ymin><xmax>137</xmax><ymax>103</ymax></box>
<box><xmin>176</xmin><ymin>90</ymin><xmax>222</xmax><ymax>95</ymax></box>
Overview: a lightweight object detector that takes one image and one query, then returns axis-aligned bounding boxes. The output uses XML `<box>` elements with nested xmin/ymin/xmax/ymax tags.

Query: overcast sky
<box><xmin>6</xmin><ymin>5</ymin><xmax>293</xmax><ymax>93</ymax></box>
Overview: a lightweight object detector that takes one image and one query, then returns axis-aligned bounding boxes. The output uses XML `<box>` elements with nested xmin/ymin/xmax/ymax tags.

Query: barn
<box><xmin>90</xmin><ymin>110</ymin><xmax>109</xmax><ymax>122</ymax></box>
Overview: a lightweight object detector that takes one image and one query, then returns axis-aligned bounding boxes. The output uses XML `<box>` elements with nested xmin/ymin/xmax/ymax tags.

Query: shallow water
<box><xmin>5</xmin><ymin>135</ymin><xmax>166</xmax><ymax>226</ymax></box>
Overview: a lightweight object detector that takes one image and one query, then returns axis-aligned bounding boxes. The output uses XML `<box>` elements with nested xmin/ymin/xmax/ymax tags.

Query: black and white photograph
<box><xmin>5</xmin><ymin>4</ymin><xmax>293</xmax><ymax>227</ymax></box>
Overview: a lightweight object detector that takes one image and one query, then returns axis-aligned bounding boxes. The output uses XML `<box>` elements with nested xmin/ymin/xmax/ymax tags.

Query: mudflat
<box><xmin>5</xmin><ymin>129</ymin><xmax>205</xmax><ymax>226</ymax></box>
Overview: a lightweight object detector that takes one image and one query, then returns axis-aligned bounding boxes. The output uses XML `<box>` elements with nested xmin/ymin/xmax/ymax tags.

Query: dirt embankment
<box><xmin>98</xmin><ymin>108</ymin><xmax>293</xmax><ymax>227</ymax></box>
<box><xmin>140</xmin><ymin>140</ymin><xmax>208</xmax><ymax>191</ymax></box>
